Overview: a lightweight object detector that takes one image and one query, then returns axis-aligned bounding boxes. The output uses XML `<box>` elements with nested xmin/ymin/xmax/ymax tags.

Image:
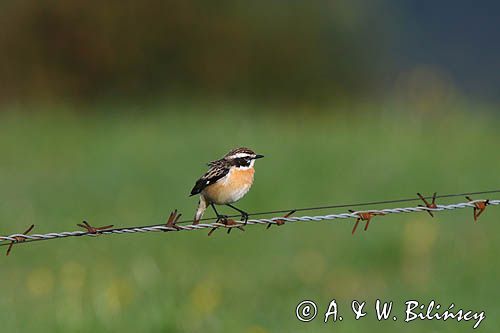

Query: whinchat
<box><xmin>190</xmin><ymin>147</ymin><xmax>264</xmax><ymax>224</ymax></box>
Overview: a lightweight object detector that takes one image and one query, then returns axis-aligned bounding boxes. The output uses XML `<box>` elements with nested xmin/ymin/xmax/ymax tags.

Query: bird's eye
<box><xmin>236</xmin><ymin>158</ymin><xmax>251</xmax><ymax>167</ymax></box>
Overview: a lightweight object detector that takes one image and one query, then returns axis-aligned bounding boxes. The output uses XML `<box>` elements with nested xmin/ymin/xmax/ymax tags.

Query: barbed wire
<box><xmin>1</xmin><ymin>191</ymin><xmax>498</xmax><ymax>252</ymax></box>
<box><xmin>82</xmin><ymin>189</ymin><xmax>500</xmax><ymax>228</ymax></box>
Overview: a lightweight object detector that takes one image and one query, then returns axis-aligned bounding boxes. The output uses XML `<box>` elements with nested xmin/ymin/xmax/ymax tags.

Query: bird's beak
<box><xmin>254</xmin><ymin>154</ymin><xmax>264</xmax><ymax>159</ymax></box>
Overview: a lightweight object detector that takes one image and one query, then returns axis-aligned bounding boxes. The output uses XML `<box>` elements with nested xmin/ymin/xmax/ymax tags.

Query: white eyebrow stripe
<box><xmin>230</xmin><ymin>153</ymin><xmax>253</xmax><ymax>159</ymax></box>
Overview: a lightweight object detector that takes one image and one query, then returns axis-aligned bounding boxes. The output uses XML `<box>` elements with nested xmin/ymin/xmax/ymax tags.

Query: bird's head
<box><xmin>224</xmin><ymin>147</ymin><xmax>264</xmax><ymax>169</ymax></box>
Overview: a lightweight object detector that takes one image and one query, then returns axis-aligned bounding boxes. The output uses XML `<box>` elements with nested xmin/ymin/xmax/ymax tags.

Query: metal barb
<box><xmin>267</xmin><ymin>210</ymin><xmax>296</xmax><ymax>229</ymax></box>
<box><xmin>417</xmin><ymin>192</ymin><xmax>438</xmax><ymax>217</ymax></box>
<box><xmin>349</xmin><ymin>210</ymin><xmax>385</xmax><ymax>235</ymax></box>
<box><xmin>77</xmin><ymin>221</ymin><xmax>114</xmax><ymax>234</ymax></box>
<box><xmin>208</xmin><ymin>218</ymin><xmax>244</xmax><ymax>236</ymax></box>
<box><xmin>466</xmin><ymin>196</ymin><xmax>490</xmax><ymax>222</ymax></box>
<box><xmin>165</xmin><ymin>209</ymin><xmax>182</xmax><ymax>231</ymax></box>
<box><xmin>0</xmin><ymin>196</ymin><xmax>498</xmax><ymax>248</ymax></box>
<box><xmin>6</xmin><ymin>224</ymin><xmax>35</xmax><ymax>256</ymax></box>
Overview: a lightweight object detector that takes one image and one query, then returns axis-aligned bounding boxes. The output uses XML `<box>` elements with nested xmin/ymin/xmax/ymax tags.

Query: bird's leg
<box><xmin>226</xmin><ymin>204</ymin><xmax>249</xmax><ymax>225</ymax></box>
<box><xmin>208</xmin><ymin>204</ymin><xmax>244</xmax><ymax>236</ymax></box>
<box><xmin>208</xmin><ymin>204</ymin><xmax>225</xmax><ymax>236</ymax></box>
<box><xmin>211</xmin><ymin>204</ymin><xmax>228</xmax><ymax>223</ymax></box>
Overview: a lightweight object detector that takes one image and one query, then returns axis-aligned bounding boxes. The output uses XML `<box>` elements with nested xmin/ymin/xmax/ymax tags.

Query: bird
<box><xmin>190</xmin><ymin>147</ymin><xmax>264</xmax><ymax>225</ymax></box>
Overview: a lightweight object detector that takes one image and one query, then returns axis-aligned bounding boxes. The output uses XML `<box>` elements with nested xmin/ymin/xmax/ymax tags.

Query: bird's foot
<box><xmin>215</xmin><ymin>214</ymin><xmax>229</xmax><ymax>223</ymax></box>
<box><xmin>241</xmin><ymin>212</ymin><xmax>249</xmax><ymax>225</ymax></box>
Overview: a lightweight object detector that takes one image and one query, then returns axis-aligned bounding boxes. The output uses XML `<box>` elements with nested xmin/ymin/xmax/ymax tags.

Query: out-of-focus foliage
<box><xmin>0</xmin><ymin>105</ymin><xmax>499</xmax><ymax>332</ymax></box>
<box><xmin>0</xmin><ymin>0</ymin><xmax>388</xmax><ymax>103</ymax></box>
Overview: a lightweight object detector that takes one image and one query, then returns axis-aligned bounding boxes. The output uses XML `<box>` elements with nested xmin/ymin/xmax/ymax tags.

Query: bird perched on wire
<box><xmin>190</xmin><ymin>147</ymin><xmax>264</xmax><ymax>225</ymax></box>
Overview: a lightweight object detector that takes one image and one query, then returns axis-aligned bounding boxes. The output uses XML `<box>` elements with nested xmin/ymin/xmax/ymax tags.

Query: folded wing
<box><xmin>190</xmin><ymin>161</ymin><xmax>229</xmax><ymax>196</ymax></box>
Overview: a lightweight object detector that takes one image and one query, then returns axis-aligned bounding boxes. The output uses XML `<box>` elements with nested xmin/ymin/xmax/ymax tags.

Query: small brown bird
<box><xmin>190</xmin><ymin>147</ymin><xmax>264</xmax><ymax>224</ymax></box>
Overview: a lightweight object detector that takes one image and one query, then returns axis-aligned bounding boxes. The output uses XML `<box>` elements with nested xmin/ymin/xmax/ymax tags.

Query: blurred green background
<box><xmin>1</xmin><ymin>1</ymin><xmax>499</xmax><ymax>332</ymax></box>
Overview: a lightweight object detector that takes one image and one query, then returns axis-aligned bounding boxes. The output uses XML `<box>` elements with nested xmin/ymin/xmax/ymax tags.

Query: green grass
<box><xmin>0</xmin><ymin>104</ymin><xmax>499</xmax><ymax>332</ymax></box>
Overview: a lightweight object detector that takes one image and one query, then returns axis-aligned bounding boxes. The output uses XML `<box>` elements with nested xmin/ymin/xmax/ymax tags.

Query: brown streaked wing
<box><xmin>190</xmin><ymin>161</ymin><xmax>229</xmax><ymax>196</ymax></box>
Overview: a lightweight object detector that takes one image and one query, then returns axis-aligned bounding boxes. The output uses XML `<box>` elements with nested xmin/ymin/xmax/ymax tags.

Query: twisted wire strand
<box><xmin>132</xmin><ymin>189</ymin><xmax>500</xmax><ymax>227</ymax></box>
<box><xmin>1</xmin><ymin>198</ymin><xmax>498</xmax><ymax>247</ymax></box>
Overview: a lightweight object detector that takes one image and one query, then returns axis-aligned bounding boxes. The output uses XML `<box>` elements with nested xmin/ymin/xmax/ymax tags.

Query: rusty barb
<box><xmin>6</xmin><ymin>224</ymin><xmax>35</xmax><ymax>256</ymax></box>
<box><xmin>207</xmin><ymin>218</ymin><xmax>245</xmax><ymax>236</ymax></box>
<box><xmin>417</xmin><ymin>192</ymin><xmax>438</xmax><ymax>217</ymax></box>
<box><xmin>209</xmin><ymin>210</ymin><xmax>297</xmax><ymax>235</ymax></box>
<box><xmin>466</xmin><ymin>196</ymin><xmax>490</xmax><ymax>222</ymax></box>
<box><xmin>1</xmin><ymin>190</ymin><xmax>498</xmax><ymax>254</ymax></box>
<box><xmin>349</xmin><ymin>210</ymin><xmax>385</xmax><ymax>235</ymax></box>
<box><xmin>266</xmin><ymin>210</ymin><xmax>296</xmax><ymax>229</ymax></box>
<box><xmin>165</xmin><ymin>209</ymin><xmax>182</xmax><ymax>231</ymax></box>
<box><xmin>77</xmin><ymin>221</ymin><xmax>114</xmax><ymax>235</ymax></box>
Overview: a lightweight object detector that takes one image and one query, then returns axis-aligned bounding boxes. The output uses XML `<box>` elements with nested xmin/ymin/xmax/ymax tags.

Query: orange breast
<box><xmin>202</xmin><ymin>167</ymin><xmax>255</xmax><ymax>204</ymax></box>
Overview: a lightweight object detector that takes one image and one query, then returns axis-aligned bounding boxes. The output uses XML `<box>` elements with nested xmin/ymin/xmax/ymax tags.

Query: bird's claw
<box><xmin>215</xmin><ymin>214</ymin><xmax>229</xmax><ymax>223</ymax></box>
<box><xmin>241</xmin><ymin>212</ymin><xmax>249</xmax><ymax>225</ymax></box>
